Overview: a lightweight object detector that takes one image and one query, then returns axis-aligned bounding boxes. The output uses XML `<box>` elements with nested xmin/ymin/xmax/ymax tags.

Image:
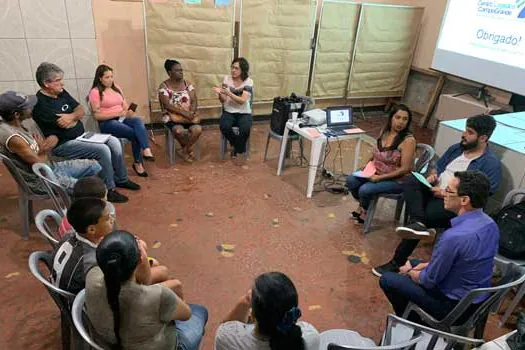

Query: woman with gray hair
<box><xmin>32</xmin><ymin>62</ymin><xmax>140</xmax><ymax>203</ymax></box>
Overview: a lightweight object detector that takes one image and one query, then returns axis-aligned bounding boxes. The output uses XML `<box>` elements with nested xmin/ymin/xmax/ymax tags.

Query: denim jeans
<box><xmin>52</xmin><ymin>136</ymin><xmax>128</xmax><ymax>190</ymax></box>
<box><xmin>99</xmin><ymin>117</ymin><xmax>150</xmax><ymax>163</ymax></box>
<box><xmin>345</xmin><ymin>175</ymin><xmax>404</xmax><ymax>210</ymax></box>
<box><xmin>219</xmin><ymin>111</ymin><xmax>252</xmax><ymax>154</ymax></box>
<box><xmin>176</xmin><ymin>304</ymin><xmax>208</xmax><ymax>350</ymax></box>
<box><xmin>51</xmin><ymin>159</ymin><xmax>102</xmax><ymax>192</ymax></box>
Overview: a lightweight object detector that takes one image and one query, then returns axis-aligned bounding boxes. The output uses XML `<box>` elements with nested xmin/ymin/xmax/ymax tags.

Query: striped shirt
<box><xmin>51</xmin><ymin>233</ymin><xmax>97</xmax><ymax>294</ymax></box>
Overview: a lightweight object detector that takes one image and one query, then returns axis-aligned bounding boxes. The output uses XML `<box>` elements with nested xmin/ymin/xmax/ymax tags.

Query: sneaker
<box><xmin>372</xmin><ymin>260</ymin><xmax>400</xmax><ymax>277</ymax></box>
<box><xmin>107</xmin><ymin>189</ymin><xmax>129</xmax><ymax>203</ymax></box>
<box><xmin>116</xmin><ymin>180</ymin><xmax>141</xmax><ymax>191</ymax></box>
<box><xmin>396</xmin><ymin>222</ymin><xmax>435</xmax><ymax>241</ymax></box>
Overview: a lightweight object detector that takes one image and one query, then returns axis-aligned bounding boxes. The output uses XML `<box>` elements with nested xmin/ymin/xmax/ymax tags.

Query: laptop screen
<box><xmin>327</xmin><ymin>107</ymin><xmax>353</xmax><ymax>126</ymax></box>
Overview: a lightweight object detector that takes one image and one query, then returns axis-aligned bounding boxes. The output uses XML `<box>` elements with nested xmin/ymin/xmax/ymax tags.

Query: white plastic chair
<box><xmin>71</xmin><ymin>289</ymin><xmax>104</xmax><ymax>350</ymax></box>
<box><xmin>321</xmin><ymin>314</ymin><xmax>484</xmax><ymax>350</ymax></box>
<box><xmin>29</xmin><ymin>251</ymin><xmax>81</xmax><ymax>350</ymax></box>
<box><xmin>35</xmin><ymin>209</ymin><xmax>63</xmax><ymax>249</ymax></box>
<box><xmin>0</xmin><ymin>153</ymin><xmax>49</xmax><ymax>239</ymax></box>
<box><xmin>32</xmin><ymin>163</ymin><xmax>70</xmax><ymax>216</ymax></box>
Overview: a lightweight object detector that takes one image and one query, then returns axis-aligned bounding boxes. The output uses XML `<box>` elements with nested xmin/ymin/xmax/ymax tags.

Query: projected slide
<box><xmin>433</xmin><ymin>0</ymin><xmax>525</xmax><ymax>95</ymax></box>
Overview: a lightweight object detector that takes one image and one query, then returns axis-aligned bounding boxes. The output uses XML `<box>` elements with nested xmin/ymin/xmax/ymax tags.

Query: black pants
<box><xmin>392</xmin><ymin>175</ymin><xmax>456</xmax><ymax>265</ymax></box>
<box><xmin>219</xmin><ymin>111</ymin><xmax>252</xmax><ymax>154</ymax></box>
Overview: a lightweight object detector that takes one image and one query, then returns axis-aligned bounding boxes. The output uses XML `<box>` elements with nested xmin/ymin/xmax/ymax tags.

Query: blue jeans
<box><xmin>52</xmin><ymin>136</ymin><xmax>128</xmax><ymax>190</ymax></box>
<box><xmin>51</xmin><ymin>159</ymin><xmax>102</xmax><ymax>192</ymax></box>
<box><xmin>176</xmin><ymin>304</ymin><xmax>208</xmax><ymax>350</ymax></box>
<box><xmin>346</xmin><ymin>175</ymin><xmax>404</xmax><ymax>210</ymax></box>
<box><xmin>99</xmin><ymin>117</ymin><xmax>150</xmax><ymax>163</ymax></box>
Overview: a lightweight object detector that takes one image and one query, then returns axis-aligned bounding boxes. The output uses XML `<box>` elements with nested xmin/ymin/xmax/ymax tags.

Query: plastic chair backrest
<box><xmin>403</xmin><ymin>263</ymin><xmax>525</xmax><ymax>336</ymax></box>
<box><xmin>28</xmin><ymin>251</ymin><xmax>76</xmax><ymax>317</ymax></box>
<box><xmin>35</xmin><ymin>209</ymin><xmax>63</xmax><ymax>249</ymax></box>
<box><xmin>327</xmin><ymin>332</ymin><xmax>422</xmax><ymax>350</ymax></box>
<box><xmin>0</xmin><ymin>152</ymin><xmax>34</xmax><ymax>194</ymax></box>
<box><xmin>32</xmin><ymin>163</ymin><xmax>70</xmax><ymax>215</ymax></box>
<box><xmin>447</xmin><ymin>264</ymin><xmax>525</xmax><ymax>332</ymax></box>
<box><xmin>384</xmin><ymin>314</ymin><xmax>484</xmax><ymax>350</ymax></box>
<box><xmin>72</xmin><ymin>289</ymin><xmax>105</xmax><ymax>350</ymax></box>
<box><xmin>502</xmin><ymin>189</ymin><xmax>525</xmax><ymax>207</ymax></box>
<box><xmin>414</xmin><ymin>143</ymin><xmax>435</xmax><ymax>174</ymax></box>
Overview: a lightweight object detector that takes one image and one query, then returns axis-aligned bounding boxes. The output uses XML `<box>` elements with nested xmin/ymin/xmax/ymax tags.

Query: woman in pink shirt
<box><xmin>89</xmin><ymin>64</ymin><xmax>154</xmax><ymax>177</ymax></box>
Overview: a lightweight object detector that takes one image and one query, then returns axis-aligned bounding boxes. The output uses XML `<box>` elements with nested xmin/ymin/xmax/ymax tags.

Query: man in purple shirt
<box><xmin>379</xmin><ymin>171</ymin><xmax>499</xmax><ymax>320</ymax></box>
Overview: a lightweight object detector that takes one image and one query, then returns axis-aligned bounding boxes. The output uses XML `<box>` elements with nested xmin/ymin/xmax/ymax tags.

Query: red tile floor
<box><xmin>0</xmin><ymin>114</ymin><xmax>514</xmax><ymax>349</ymax></box>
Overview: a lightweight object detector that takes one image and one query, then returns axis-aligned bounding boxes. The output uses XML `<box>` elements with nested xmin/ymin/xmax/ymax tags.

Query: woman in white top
<box><xmin>214</xmin><ymin>272</ymin><xmax>320</xmax><ymax>350</ymax></box>
<box><xmin>217</xmin><ymin>57</ymin><xmax>254</xmax><ymax>159</ymax></box>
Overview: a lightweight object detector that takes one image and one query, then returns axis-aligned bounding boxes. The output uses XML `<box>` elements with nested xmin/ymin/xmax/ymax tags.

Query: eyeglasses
<box><xmin>445</xmin><ymin>188</ymin><xmax>466</xmax><ymax>198</ymax></box>
<box><xmin>445</xmin><ymin>188</ymin><xmax>458</xmax><ymax>195</ymax></box>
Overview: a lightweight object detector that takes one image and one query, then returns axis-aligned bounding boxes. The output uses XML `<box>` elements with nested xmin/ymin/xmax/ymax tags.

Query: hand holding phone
<box><xmin>128</xmin><ymin>103</ymin><xmax>138</xmax><ymax>112</ymax></box>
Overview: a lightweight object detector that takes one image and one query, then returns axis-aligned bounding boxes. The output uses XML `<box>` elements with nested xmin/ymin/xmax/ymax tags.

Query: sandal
<box><xmin>132</xmin><ymin>163</ymin><xmax>148</xmax><ymax>177</ymax></box>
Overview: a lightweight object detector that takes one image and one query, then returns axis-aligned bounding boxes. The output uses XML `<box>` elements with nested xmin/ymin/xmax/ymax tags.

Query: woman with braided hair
<box><xmin>85</xmin><ymin>230</ymin><xmax>208</xmax><ymax>350</ymax></box>
<box><xmin>215</xmin><ymin>272</ymin><xmax>319</xmax><ymax>350</ymax></box>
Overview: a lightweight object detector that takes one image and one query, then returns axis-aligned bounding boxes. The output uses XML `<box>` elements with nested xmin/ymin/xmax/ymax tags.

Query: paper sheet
<box><xmin>353</xmin><ymin>161</ymin><xmax>376</xmax><ymax>178</ymax></box>
<box><xmin>344</xmin><ymin>128</ymin><xmax>365</xmax><ymax>134</ymax></box>
<box><xmin>412</xmin><ymin>171</ymin><xmax>432</xmax><ymax>188</ymax></box>
<box><xmin>305</xmin><ymin>128</ymin><xmax>322</xmax><ymax>138</ymax></box>
<box><xmin>76</xmin><ymin>133</ymin><xmax>111</xmax><ymax>144</ymax></box>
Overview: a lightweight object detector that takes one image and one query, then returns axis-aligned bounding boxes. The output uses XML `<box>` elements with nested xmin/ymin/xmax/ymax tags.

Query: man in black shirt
<box><xmin>32</xmin><ymin>62</ymin><xmax>139</xmax><ymax>203</ymax></box>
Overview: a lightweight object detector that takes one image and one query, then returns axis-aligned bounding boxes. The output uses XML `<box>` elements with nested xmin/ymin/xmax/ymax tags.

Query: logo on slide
<box><xmin>477</xmin><ymin>0</ymin><xmax>525</xmax><ymax>18</ymax></box>
<box><xmin>518</xmin><ymin>0</ymin><xmax>525</xmax><ymax>17</ymax></box>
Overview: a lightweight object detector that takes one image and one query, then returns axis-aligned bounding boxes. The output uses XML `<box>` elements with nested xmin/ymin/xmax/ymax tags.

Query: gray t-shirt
<box><xmin>85</xmin><ymin>267</ymin><xmax>178</xmax><ymax>350</ymax></box>
<box><xmin>214</xmin><ymin>321</ymin><xmax>320</xmax><ymax>350</ymax></box>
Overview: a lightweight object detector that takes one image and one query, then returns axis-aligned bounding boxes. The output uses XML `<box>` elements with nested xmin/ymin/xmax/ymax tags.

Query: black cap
<box><xmin>0</xmin><ymin>91</ymin><xmax>37</xmax><ymax>113</ymax></box>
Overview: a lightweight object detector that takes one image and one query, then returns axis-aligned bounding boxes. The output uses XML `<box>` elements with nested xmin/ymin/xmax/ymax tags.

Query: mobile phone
<box><xmin>128</xmin><ymin>103</ymin><xmax>138</xmax><ymax>112</ymax></box>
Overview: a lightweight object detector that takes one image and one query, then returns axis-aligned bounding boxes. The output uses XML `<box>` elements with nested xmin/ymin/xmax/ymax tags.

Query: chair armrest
<box><xmin>402</xmin><ymin>302</ymin><xmax>449</xmax><ymax>331</ymax></box>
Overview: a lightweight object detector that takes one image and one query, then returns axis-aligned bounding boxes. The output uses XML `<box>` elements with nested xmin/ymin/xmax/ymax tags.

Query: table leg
<box><xmin>306</xmin><ymin>139</ymin><xmax>325</xmax><ymax>198</ymax></box>
<box><xmin>353</xmin><ymin>137</ymin><xmax>362</xmax><ymax>172</ymax></box>
<box><xmin>277</xmin><ymin>127</ymin><xmax>290</xmax><ymax>176</ymax></box>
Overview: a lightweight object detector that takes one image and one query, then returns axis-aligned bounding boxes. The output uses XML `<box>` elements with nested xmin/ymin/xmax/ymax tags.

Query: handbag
<box><xmin>167</xmin><ymin>112</ymin><xmax>200</xmax><ymax>124</ymax></box>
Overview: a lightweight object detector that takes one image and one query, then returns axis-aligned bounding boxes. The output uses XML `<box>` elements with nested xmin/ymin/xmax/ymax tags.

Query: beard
<box><xmin>460</xmin><ymin>137</ymin><xmax>479</xmax><ymax>150</ymax></box>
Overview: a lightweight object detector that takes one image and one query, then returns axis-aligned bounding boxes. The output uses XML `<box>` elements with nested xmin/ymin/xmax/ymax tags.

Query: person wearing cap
<box><xmin>31</xmin><ymin>62</ymin><xmax>140</xmax><ymax>203</ymax></box>
<box><xmin>0</xmin><ymin>91</ymin><xmax>102</xmax><ymax>194</ymax></box>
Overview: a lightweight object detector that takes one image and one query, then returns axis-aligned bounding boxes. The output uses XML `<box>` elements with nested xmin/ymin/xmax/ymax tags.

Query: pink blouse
<box><xmin>88</xmin><ymin>87</ymin><xmax>125</xmax><ymax>116</ymax></box>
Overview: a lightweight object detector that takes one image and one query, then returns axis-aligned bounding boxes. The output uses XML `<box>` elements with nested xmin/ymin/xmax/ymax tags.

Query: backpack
<box><xmin>495</xmin><ymin>201</ymin><xmax>525</xmax><ymax>259</ymax></box>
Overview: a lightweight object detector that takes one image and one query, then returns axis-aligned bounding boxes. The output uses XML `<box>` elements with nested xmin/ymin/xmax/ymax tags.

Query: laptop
<box><xmin>325</xmin><ymin>107</ymin><xmax>356</xmax><ymax>136</ymax></box>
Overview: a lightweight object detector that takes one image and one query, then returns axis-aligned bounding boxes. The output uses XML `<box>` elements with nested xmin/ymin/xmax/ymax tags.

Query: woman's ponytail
<box><xmin>96</xmin><ymin>231</ymin><xmax>140</xmax><ymax>350</ymax></box>
<box><xmin>104</xmin><ymin>257</ymin><xmax>123</xmax><ymax>349</ymax></box>
<box><xmin>269</xmin><ymin>307</ymin><xmax>305</xmax><ymax>350</ymax></box>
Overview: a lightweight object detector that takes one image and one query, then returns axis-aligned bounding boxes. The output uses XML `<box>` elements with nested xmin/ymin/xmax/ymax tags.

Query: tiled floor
<box><xmin>0</xmin><ymin>114</ymin><xmax>514</xmax><ymax>349</ymax></box>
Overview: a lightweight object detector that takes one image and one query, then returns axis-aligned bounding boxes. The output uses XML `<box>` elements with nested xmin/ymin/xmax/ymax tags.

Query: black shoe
<box><xmin>132</xmin><ymin>163</ymin><xmax>148</xmax><ymax>177</ymax></box>
<box><xmin>116</xmin><ymin>180</ymin><xmax>141</xmax><ymax>191</ymax></box>
<box><xmin>351</xmin><ymin>211</ymin><xmax>361</xmax><ymax>218</ymax></box>
<box><xmin>396</xmin><ymin>222</ymin><xmax>435</xmax><ymax>241</ymax></box>
<box><xmin>143</xmin><ymin>155</ymin><xmax>156</xmax><ymax>162</ymax></box>
<box><xmin>107</xmin><ymin>189</ymin><xmax>129</xmax><ymax>203</ymax></box>
<box><xmin>372</xmin><ymin>260</ymin><xmax>400</xmax><ymax>277</ymax></box>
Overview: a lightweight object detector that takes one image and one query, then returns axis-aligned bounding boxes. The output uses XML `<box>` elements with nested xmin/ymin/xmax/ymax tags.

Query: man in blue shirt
<box><xmin>378</xmin><ymin>171</ymin><xmax>499</xmax><ymax>320</ymax></box>
<box><xmin>373</xmin><ymin>114</ymin><xmax>501</xmax><ymax>277</ymax></box>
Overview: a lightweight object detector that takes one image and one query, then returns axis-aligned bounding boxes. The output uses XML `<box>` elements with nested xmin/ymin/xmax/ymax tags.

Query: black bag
<box><xmin>270</xmin><ymin>94</ymin><xmax>307</xmax><ymax>135</ymax></box>
<box><xmin>495</xmin><ymin>201</ymin><xmax>525</xmax><ymax>259</ymax></box>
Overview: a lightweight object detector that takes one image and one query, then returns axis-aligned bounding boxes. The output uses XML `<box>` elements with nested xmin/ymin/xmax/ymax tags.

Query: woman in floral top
<box><xmin>158</xmin><ymin>59</ymin><xmax>202</xmax><ymax>162</ymax></box>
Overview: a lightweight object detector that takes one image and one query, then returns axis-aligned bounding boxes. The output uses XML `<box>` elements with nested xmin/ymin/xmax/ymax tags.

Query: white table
<box><xmin>276</xmin><ymin>120</ymin><xmax>365</xmax><ymax>198</ymax></box>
